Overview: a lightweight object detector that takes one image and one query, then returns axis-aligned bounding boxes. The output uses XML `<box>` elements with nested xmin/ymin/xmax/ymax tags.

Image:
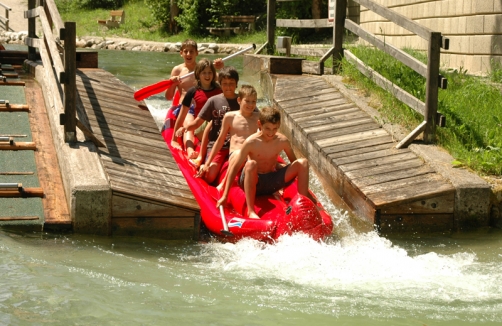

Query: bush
<box><xmin>55</xmin><ymin>0</ymin><xmax>123</xmax><ymax>13</ymax></box>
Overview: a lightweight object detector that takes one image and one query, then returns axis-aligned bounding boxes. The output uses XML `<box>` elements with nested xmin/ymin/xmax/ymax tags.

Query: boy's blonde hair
<box><xmin>238</xmin><ymin>84</ymin><xmax>257</xmax><ymax>99</ymax></box>
<box><xmin>181</xmin><ymin>39</ymin><xmax>197</xmax><ymax>51</ymax></box>
<box><xmin>259</xmin><ymin>106</ymin><xmax>281</xmax><ymax>125</ymax></box>
<box><xmin>195</xmin><ymin>58</ymin><xmax>219</xmax><ymax>89</ymax></box>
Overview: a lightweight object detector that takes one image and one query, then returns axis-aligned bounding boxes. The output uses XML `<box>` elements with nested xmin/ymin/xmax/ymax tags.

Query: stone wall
<box><xmin>357</xmin><ymin>0</ymin><xmax>502</xmax><ymax>75</ymax></box>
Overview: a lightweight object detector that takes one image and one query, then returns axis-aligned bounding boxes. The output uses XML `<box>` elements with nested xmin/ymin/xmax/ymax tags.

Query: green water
<box><xmin>1</xmin><ymin>48</ymin><xmax>501</xmax><ymax>325</ymax></box>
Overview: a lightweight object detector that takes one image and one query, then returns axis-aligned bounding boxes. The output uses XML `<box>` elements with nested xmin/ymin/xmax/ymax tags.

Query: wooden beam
<box><xmin>0</xmin><ymin>216</ymin><xmax>40</xmax><ymax>221</ymax></box>
<box><xmin>38</xmin><ymin>6</ymin><xmax>65</xmax><ymax>80</ymax></box>
<box><xmin>76</xmin><ymin>119</ymin><xmax>106</xmax><ymax>148</ymax></box>
<box><xmin>344</xmin><ymin>19</ymin><xmax>427</xmax><ymax>77</ymax></box>
<box><xmin>0</xmin><ymin>187</ymin><xmax>44</xmax><ymax>197</ymax></box>
<box><xmin>344</xmin><ymin>49</ymin><xmax>426</xmax><ymax>116</ymax></box>
<box><xmin>0</xmin><ymin>142</ymin><xmax>37</xmax><ymax>150</ymax></box>
<box><xmin>0</xmin><ymin>104</ymin><xmax>30</xmax><ymax>112</ymax></box>
<box><xmin>276</xmin><ymin>18</ymin><xmax>332</xmax><ymax>28</ymax></box>
<box><xmin>353</xmin><ymin>0</ymin><xmax>432</xmax><ymax>41</ymax></box>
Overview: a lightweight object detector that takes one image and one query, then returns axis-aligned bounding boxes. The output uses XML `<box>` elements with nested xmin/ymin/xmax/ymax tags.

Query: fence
<box><xmin>23</xmin><ymin>0</ymin><xmax>103</xmax><ymax>147</ymax></box>
<box><xmin>0</xmin><ymin>2</ymin><xmax>10</xmax><ymax>31</ymax></box>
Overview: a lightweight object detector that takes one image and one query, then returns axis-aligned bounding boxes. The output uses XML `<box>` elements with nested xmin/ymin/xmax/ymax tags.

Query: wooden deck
<box><xmin>274</xmin><ymin>75</ymin><xmax>455</xmax><ymax>233</ymax></box>
<box><xmin>75</xmin><ymin>68</ymin><xmax>200</xmax><ymax>238</ymax></box>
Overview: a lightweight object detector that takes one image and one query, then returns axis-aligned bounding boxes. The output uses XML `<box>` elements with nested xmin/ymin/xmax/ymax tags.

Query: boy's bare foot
<box><xmin>187</xmin><ymin>150</ymin><xmax>199</xmax><ymax>159</ymax></box>
<box><xmin>171</xmin><ymin>140</ymin><xmax>182</xmax><ymax>150</ymax></box>
<box><xmin>248</xmin><ymin>211</ymin><xmax>260</xmax><ymax>219</ymax></box>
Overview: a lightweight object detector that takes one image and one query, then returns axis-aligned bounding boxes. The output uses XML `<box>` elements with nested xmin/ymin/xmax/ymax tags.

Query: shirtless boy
<box><xmin>182</xmin><ymin>67</ymin><xmax>240</xmax><ymax>183</ymax></box>
<box><xmin>165</xmin><ymin>39</ymin><xmax>223</xmax><ymax>104</ymax></box>
<box><xmin>216</xmin><ymin>106</ymin><xmax>309</xmax><ymax>219</ymax></box>
<box><xmin>197</xmin><ymin>84</ymin><xmax>260</xmax><ymax>184</ymax></box>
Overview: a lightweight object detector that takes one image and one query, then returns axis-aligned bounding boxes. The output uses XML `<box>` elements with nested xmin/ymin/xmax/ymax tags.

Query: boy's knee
<box><xmin>297</xmin><ymin>158</ymin><xmax>308</xmax><ymax>169</ymax></box>
<box><xmin>244</xmin><ymin>160</ymin><xmax>257</xmax><ymax>172</ymax></box>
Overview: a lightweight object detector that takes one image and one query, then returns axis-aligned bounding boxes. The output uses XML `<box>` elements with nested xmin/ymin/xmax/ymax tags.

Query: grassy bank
<box><xmin>57</xmin><ymin>0</ymin><xmax>266</xmax><ymax>45</ymax></box>
<box><xmin>340</xmin><ymin>45</ymin><xmax>502</xmax><ymax>176</ymax></box>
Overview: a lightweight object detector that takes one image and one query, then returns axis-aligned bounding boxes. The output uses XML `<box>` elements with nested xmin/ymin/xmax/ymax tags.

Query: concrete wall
<box><xmin>357</xmin><ymin>0</ymin><xmax>502</xmax><ymax>75</ymax></box>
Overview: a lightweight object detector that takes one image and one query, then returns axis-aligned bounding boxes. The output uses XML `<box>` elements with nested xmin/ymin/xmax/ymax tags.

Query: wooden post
<box><xmin>423</xmin><ymin>32</ymin><xmax>441</xmax><ymax>143</ymax></box>
<box><xmin>63</xmin><ymin>21</ymin><xmax>77</xmax><ymax>143</ymax></box>
<box><xmin>267</xmin><ymin>0</ymin><xmax>276</xmax><ymax>55</ymax></box>
<box><xmin>27</xmin><ymin>0</ymin><xmax>37</xmax><ymax>61</ymax></box>
<box><xmin>332</xmin><ymin>0</ymin><xmax>347</xmax><ymax>73</ymax></box>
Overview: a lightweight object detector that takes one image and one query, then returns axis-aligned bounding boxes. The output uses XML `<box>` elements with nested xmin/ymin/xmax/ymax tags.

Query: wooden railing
<box><xmin>23</xmin><ymin>0</ymin><xmax>103</xmax><ymax>147</ymax></box>
<box><xmin>333</xmin><ymin>0</ymin><xmax>449</xmax><ymax>146</ymax></box>
<box><xmin>0</xmin><ymin>2</ymin><xmax>11</xmax><ymax>31</ymax></box>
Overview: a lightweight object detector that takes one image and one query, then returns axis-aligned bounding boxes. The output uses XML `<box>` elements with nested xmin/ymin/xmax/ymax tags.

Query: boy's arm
<box><xmin>204</xmin><ymin>115</ymin><xmax>232</xmax><ymax>168</ymax></box>
<box><xmin>216</xmin><ymin>143</ymin><xmax>249</xmax><ymax>207</ymax></box>
<box><xmin>185</xmin><ymin>117</ymin><xmax>205</xmax><ymax>132</ymax></box>
<box><xmin>282</xmin><ymin>137</ymin><xmax>298</xmax><ymax>164</ymax></box>
<box><xmin>165</xmin><ymin>66</ymin><xmax>182</xmax><ymax>101</ymax></box>
<box><xmin>173</xmin><ymin>105</ymin><xmax>190</xmax><ymax>139</ymax></box>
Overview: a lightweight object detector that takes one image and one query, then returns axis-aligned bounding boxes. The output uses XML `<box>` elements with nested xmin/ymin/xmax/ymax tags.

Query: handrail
<box><xmin>23</xmin><ymin>0</ymin><xmax>104</xmax><ymax>147</ymax></box>
<box><xmin>0</xmin><ymin>2</ymin><xmax>11</xmax><ymax>31</ymax></box>
<box><xmin>333</xmin><ymin>0</ymin><xmax>449</xmax><ymax>147</ymax></box>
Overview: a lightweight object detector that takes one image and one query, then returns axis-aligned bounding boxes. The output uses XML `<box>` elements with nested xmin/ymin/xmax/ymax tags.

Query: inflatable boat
<box><xmin>161</xmin><ymin>108</ymin><xmax>333</xmax><ymax>242</ymax></box>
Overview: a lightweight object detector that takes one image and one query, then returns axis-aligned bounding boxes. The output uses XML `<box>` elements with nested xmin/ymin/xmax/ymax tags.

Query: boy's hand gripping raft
<box><xmin>133</xmin><ymin>44</ymin><xmax>256</xmax><ymax>101</ymax></box>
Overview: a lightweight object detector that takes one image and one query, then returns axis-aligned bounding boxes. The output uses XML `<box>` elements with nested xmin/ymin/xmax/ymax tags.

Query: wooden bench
<box><xmin>97</xmin><ymin>10</ymin><xmax>125</xmax><ymax>28</ymax></box>
<box><xmin>207</xmin><ymin>15</ymin><xmax>256</xmax><ymax>36</ymax></box>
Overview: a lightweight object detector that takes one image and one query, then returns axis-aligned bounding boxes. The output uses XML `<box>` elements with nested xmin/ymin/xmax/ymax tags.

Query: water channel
<box><xmin>1</xmin><ymin>47</ymin><xmax>501</xmax><ymax>325</ymax></box>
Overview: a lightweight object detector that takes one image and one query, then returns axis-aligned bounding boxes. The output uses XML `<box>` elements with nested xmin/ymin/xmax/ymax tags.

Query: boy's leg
<box><xmin>216</xmin><ymin>150</ymin><xmax>241</xmax><ymax>192</ymax></box>
<box><xmin>183</xmin><ymin>114</ymin><xmax>198</xmax><ymax>159</ymax></box>
<box><xmin>284</xmin><ymin>158</ymin><xmax>309</xmax><ymax>196</ymax></box>
<box><xmin>242</xmin><ymin>160</ymin><xmax>259</xmax><ymax>219</ymax></box>
<box><xmin>205</xmin><ymin>162</ymin><xmax>222</xmax><ymax>184</ymax></box>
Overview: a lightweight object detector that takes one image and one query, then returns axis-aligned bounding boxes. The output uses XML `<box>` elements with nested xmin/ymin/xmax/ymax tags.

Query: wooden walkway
<box><xmin>274</xmin><ymin>75</ymin><xmax>455</xmax><ymax>233</ymax></box>
<box><xmin>75</xmin><ymin>68</ymin><xmax>199</xmax><ymax>238</ymax></box>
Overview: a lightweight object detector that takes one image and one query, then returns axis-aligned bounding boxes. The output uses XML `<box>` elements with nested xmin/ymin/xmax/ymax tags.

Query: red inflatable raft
<box><xmin>161</xmin><ymin>108</ymin><xmax>333</xmax><ymax>242</ymax></box>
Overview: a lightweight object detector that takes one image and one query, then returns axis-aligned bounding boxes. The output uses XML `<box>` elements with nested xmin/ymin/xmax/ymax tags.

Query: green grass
<box><xmin>340</xmin><ymin>45</ymin><xmax>502</xmax><ymax>176</ymax></box>
<box><xmin>57</xmin><ymin>1</ymin><xmax>266</xmax><ymax>44</ymax></box>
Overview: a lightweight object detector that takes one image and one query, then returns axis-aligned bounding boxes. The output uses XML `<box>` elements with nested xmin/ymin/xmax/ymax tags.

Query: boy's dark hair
<box><xmin>259</xmin><ymin>106</ymin><xmax>281</xmax><ymax>125</ymax></box>
<box><xmin>218</xmin><ymin>66</ymin><xmax>239</xmax><ymax>84</ymax></box>
<box><xmin>238</xmin><ymin>84</ymin><xmax>257</xmax><ymax>99</ymax></box>
<box><xmin>181</xmin><ymin>39</ymin><xmax>197</xmax><ymax>51</ymax></box>
<box><xmin>195</xmin><ymin>58</ymin><xmax>219</xmax><ymax>89</ymax></box>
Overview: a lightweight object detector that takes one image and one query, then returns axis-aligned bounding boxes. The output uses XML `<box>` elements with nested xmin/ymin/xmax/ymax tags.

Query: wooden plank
<box><xmin>344</xmin><ymin>50</ymin><xmax>426</xmax><ymax>116</ymax></box>
<box><xmin>286</xmin><ymin>98</ymin><xmax>349</xmax><ymax>117</ymax></box>
<box><xmin>100</xmin><ymin>139</ymin><xmax>174</xmax><ymax>160</ymax></box>
<box><xmin>276</xmin><ymin>18</ymin><xmax>332</xmax><ymax>28</ymax></box>
<box><xmin>308</xmin><ymin>122</ymin><xmax>379</xmax><ymax>142</ymax></box>
<box><xmin>98</xmin><ymin>144</ymin><xmax>177</xmax><ymax>165</ymax></box>
<box><xmin>0</xmin><ymin>216</ymin><xmax>40</xmax><ymax>221</ymax></box>
<box><xmin>339</xmin><ymin>151</ymin><xmax>418</xmax><ymax>173</ymax></box>
<box><xmin>379</xmin><ymin>193</ymin><xmax>455</xmax><ymax>215</ymax></box>
<box><xmin>99</xmin><ymin>153</ymin><xmax>184</xmax><ymax>179</ymax></box>
<box><xmin>0</xmin><ymin>80</ymin><xmax>25</xmax><ymax>86</ymax></box>
<box><xmin>84</xmin><ymin>113</ymin><xmax>161</xmax><ymax>139</ymax></box>
<box><xmin>269</xmin><ymin>57</ymin><xmax>303</xmax><ymax>74</ymax></box>
<box><xmin>344</xmin><ymin>19</ymin><xmax>427</xmax><ymax>77</ymax></box>
<box><xmin>0</xmin><ymin>104</ymin><xmax>30</xmax><ymax>111</ymax></box>
<box><xmin>324</xmin><ymin>135</ymin><xmax>394</xmax><ymax>156</ymax></box>
<box><xmin>353</xmin><ymin>0</ymin><xmax>432</xmax><ymax>41</ymax></box>
<box><xmin>110</xmin><ymin>179</ymin><xmax>199</xmax><ymax>211</ymax></box>
<box><xmin>317</xmin><ymin>128</ymin><xmax>388</xmax><ymax>148</ymax></box>
<box><xmin>275</xmin><ymin>82</ymin><xmax>338</xmax><ymax>102</ymax></box>
<box><xmin>37</xmin><ymin>7</ymin><xmax>65</xmax><ymax>80</ymax></box>
<box><xmin>78</xmin><ymin>96</ymin><xmax>156</xmax><ymax>125</ymax></box>
<box><xmin>302</xmin><ymin>61</ymin><xmax>322</xmax><ymax>75</ymax></box>
<box><xmin>378</xmin><ymin>213</ymin><xmax>453</xmax><ymax>233</ymax></box>
<box><xmin>342</xmin><ymin>178</ymin><xmax>377</xmax><ymax>223</ymax></box>
<box><xmin>84</xmin><ymin>105</ymin><xmax>160</xmax><ymax>132</ymax></box>
<box><xmin>112</xmin><ymin>194</ymin><xmax>196</xmax><ymax>218</ymax></box>
<box><xmin>362</xmin><ymin>173</ymin><xmax>444</xmax><ymax>196</ymax></box>
<box><xmin>275</xmin><ymin>91</ymin><xmax>342</xmax><ymax>107</ymax></box>
<box><xmin>111</xmin><ymin>217</ymin><xmax>195</xmax><ymax>236</ymax></box>
<box><xmin>334</xmin><ymin>147</ymin><xmax>411</xmax><ymax>166</ymax></box>
<box><xmin>298</xmin><ymin>107</ymin><xmax>363</xmax><ymax>129</ymax></box>
<box><xmin>304</xmin><ymin>116</ymin><xmax>375</xmax><ymax>135</ymax></box>
<box><xmin>328</xmin><ymin>141</ymin><xmax>394</xmax><ymax>160</ymax></box>
<box><xmin>351</xmin><ymin>165</ymin><xmax>435</xmax><ymax>188</ymax></box>
<box><xmin>98</xmin><ymin>149</ymin><xmax>178</xmax><ymax>170</ymax></box>
<box><xmin>368</xmin><ymin>179</ymin><xmax>455</xmax><ymax>208</ymax></box>
<box><xmin>24</xmin><ymin>77</ymin><xmax>71</xmax><ymax>225</ymax></box>
<box><xmin>0</xmin><ymin>187</ymin><xmax>44</xmax><ymax>197</ymax></box>
<box><xmin>91</xmin><ymin>127</ymin><xmax>168</xmax><ymax>149</ymax></box>
<box><xmin>0</xmin><ymin>142</ymin><xmax>37</xmax><ymax>150</ymax></box>
<box><xmin>345</xmin><ymin>157</ymin><xmax>423</xmax><ymax>179</ymax></box>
